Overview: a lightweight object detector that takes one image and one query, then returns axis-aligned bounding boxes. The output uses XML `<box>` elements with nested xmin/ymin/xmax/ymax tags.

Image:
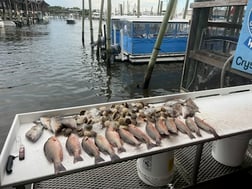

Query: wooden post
<box><xmin>143</xmin><ymin>0</ymin><xmax>177</xmax><ymax>89</ymax></box>
<box><xmin>157</xmin><ymin>0</ymin><xmax>160</xmax><ymax>16</ymax></box>
<box><xmin>160</xmin><ymin>1</ymin><xmax>163</xmax><ymax>15</ymax></box>
<box><xmin>96</xmin><ymin>0</ymin><xmax>105</xmax><ymax>61</ymax></box>
<box><xmin>120</xmin><ymin>4</ymin><xmax>123</xmax><ymax>15</ymax></box>
<box><xmin>82</xmin><ymin>0</ymin><xmax>85</xmax><ymax>47</ymax></box>
<box><xmin>8</xmin><ymin>0</ymin><xmax>12</xmax><ymax>20</ymax></box>
<box><xmin>106</xmin><ymin>0</ymin><xmax>112</xmax><ymax>64</ymax></box>
<box><xmin>25</xmin><ymin>0</ymin><xmax>29</xmax><ymax>25</ymax></box>
<box><xmin>137</xmin><ymin>0</ymin><xmax>140</xmax><ymax>18</ymax></box>
<box><xmin>88</xmin><ymin>0</ymin><xmax>94</xmax><ymax>45</ymax></box>
<box><xmin>183</xmin><ymin>0</ymin><xmax>190</xmax><ymax>19</ymax></box>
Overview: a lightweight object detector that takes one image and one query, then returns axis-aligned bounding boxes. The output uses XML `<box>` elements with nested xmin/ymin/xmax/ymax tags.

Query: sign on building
<box><xmin>231</xmin><ymin>1</ymin><xmax>252</xmax><ymax>74</ymax></box>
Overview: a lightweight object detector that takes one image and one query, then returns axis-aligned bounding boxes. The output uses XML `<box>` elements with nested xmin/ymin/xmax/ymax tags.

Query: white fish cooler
<box><xmin>0</xmin><ymin>84</ymin><xmax>252</xmax><ymax>188</ymax></box>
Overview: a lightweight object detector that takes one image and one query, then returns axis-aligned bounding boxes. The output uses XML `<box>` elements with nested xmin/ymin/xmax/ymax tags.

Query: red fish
<box><xmin>66</xmin><ymin>133</ymin><xmax>83</xmax><ymax>163</ymax></box>
<box><xmin>82</xmin><ymin>137</ymin><xmax>104</xmax><ymax>164</ymax></box>
<box><xmin>128</xmin><ymin>124</ymin><xmax>157</xmax><ymax>150</ymax></box>
<box><xmin>44</xmin><ymin>136</ymin><xmax>66</xmax><ymax>174</ymax></box>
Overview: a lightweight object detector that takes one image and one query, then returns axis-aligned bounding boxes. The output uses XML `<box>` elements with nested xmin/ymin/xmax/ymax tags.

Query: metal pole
<box><xmin>88</xmin><ymin>0</ymin><xmax>94</xmax><ymax>45</ymax></box>
<box><xmin>192</xmin><ymin>143</ymin><xmax>204</xmax><ymax>185</ymax></box>
<box><xmin>106</xmin><ymin>0</ymin><xmax>112</xmax><ymax>64</ymax></box>
<box><xmin>82</xmin><ymin>0</ymin><xmax>85</xmax><ymax>47</ymax></box>
<box><xmin>143</xmin><ymin>0</ymin><xmax>177</xmax><ymax>89</ymax></box>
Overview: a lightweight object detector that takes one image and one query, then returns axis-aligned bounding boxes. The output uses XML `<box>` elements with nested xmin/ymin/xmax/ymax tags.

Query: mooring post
<box><xmin>157</xmin><ymin>0</ymin><xmax>160</xmax><ymax>15</ymax></box>
<box><xmin>183</xmin><ymin>0</ymin><xmax>190</xmax><ymax>19</ymax></box>
<box><xmin>25</xmin><ymin>0</ymin><xmax>29</xmax><ymax>25</ymax></box>
<box><xmin>82</xmin><ymin>0</ymin><xmax>85</xmax><ymax>47</ymax></box>
<box><xmin>88</xmin><ymin>0</ymin><xmax>94</xmax><ymax>46</ymax></box>
<box><xmin>143</xmin><ymin>0</ymin><xmax>177</xmax><ymax>89</ymax></box>
<box><xmin>106</xmin><ymin>0</ymin><xmax>112</xmax><ymax>65</ymax></box>
<box><xmin>96</xmin><ymin>0</ymin><xmax>105</xmax><ymax>61</ymax></box>
<box><xmin>137</xmin><ymin>0</ymin><xmax>140</xmax><ymax>18</ymax></box>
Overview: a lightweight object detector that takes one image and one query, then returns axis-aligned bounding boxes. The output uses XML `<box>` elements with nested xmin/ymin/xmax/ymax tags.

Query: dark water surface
<box><xmin>0</xmin><ymin>19</ymin><xmax>182</xmax><ymax>152</ymax></box>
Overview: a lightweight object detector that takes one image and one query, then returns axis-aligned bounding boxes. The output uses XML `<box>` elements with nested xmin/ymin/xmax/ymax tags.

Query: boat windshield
<box><xmin>125</xmin><ymin>21</ymin><xmax>189</xmax><ymax>38</ymax></box>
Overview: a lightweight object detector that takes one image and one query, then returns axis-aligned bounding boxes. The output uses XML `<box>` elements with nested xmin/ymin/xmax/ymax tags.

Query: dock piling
<box><xmin>88</xmin><ymin>0</ymin><xmax>94</xmax><ymax>46</ymax></box>
<box><xmin>106</xmin><ymin>0</ymin><xmax>112</xmax><ymax>65</ymax></box>
<box><xmin>96</xmin><ymin>0</ymin><xmax>105</xmax><ymax>61</ymax></box>
<box><xmin>143</xmin><ymin>0</ymin><xmax>177</xmax><ymax>89</ymax></box>
<box><xmin>82</xmin><ymin>0</ymin><xmax>85</xmax><ymax>47</ymax></box>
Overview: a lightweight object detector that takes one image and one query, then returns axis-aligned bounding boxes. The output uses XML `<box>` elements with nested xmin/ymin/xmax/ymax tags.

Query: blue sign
<box><xmin>231</xmin><ymin>1</ymin><xmax>252</xmax><ymax>74</ymax></box>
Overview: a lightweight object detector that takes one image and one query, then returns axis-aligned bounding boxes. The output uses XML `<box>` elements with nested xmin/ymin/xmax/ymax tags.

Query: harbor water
<box><xmin>0</xmin><ymin>18</ymin><xmax>182</xmax><ymax>153</ymax></box>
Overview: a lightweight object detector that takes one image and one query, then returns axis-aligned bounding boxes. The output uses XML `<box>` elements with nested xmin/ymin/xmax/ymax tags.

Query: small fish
<box><xmin>40</xmin><ymin>116</ymin><xmax>51</xmax><ymax>130</ymax></box>
<box><xmin>61</xmin><ymin>117</ymin><xmax>77</xmax><ymax>129</ymax></box>
<box><xmin>25</xmin><ymin>123</ymin><xmax>44</xmax><ymax>142</ymax></box>
<box><xmin>81</xmin><ymin>137</ymin><xmax>104</xmax><ymax>164</ymax></box>
<box><xmin>184</xmin><ymin>98</ymin><xmax>199</xmax><ymax>112</ymax></box>
<box><xmin>105</xmin><ymin>126</ymin><xmax>126</xmax><ymax>153</ymax></box>
<box><xmin>66</xmin><ymin>133</ymin><xmax>83</xmax><ymax>163</ymax></box>
<box><xmin>182</xmin><ymin>105</ymin><xmax>196</xmax><ymax>118</ymax></box>
<box><xmin>185</xmin><ymin>117</ymin><xmax>202</xmax><ymax>137</ymax></box>
<box><xmin>165</xmin><ymin>117</ymin><xmax>178</xmax><ymax>134</ymax></box>
<box><xmin>174</xmin><ymin>118</ymin><xmax>195</xmax><ymax>139</ymax></box>
<box><xmin>50</xmin><ymin>117</ymin><xmax>63</xmax><ymax>134</ymax></box>
<box><xmin>118</xmin><ymin>127</ymin><xmax>141</xmax><ymax>147</ymax></box>
<box><xmin>194</xmin><ymin>116</ymin><xmax>219</xmax><ymax>138</ymax></box>
<box><xmin>95</xmin><ymin>134</ymin><xmax>120</xmax><ymax>161</ymax></box>
<box><xmin>155</xmin><ymin>116</ymin><xmax>170</xmax><ymax>136</ymax></box>
<box><xmin>128</xmin><ymin>124</ymin><xmax>157</xmax><ymax>150</ymax></box>
<box><xmin>43</xmin><ymin>136</ymin><xmax>66</xmax><ymax>174</ymax></box>
<box><xmin>146</xmin><ymin>120</ymin><xmax>162</xmax><ymax>145</ymax></box>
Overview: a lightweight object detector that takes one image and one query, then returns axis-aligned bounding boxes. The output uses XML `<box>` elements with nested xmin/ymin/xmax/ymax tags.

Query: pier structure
<box><xmin>180</xmin><ymin>0</ymin><xmax>252</xmax><ymax>92</ymax></box>
<box><xmin>0</xmin><ymin>0</ymin><xmax>49</xmax><ymax>26</ymax></box>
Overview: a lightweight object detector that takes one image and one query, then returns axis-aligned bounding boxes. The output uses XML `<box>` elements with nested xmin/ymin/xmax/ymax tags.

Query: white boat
<box><xmin>66</xmin><ymin>14</ymin><xmax>76</xmax><ymax>24</ymax></box>
<box><xmin>0</xmin><ymin>18</ymin><xmax>16</xmax><ymax>28</ymax></box>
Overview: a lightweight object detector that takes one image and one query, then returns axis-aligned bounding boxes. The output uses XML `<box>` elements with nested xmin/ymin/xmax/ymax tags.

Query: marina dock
<box><xmin>0</xmin><ymin>0</ymin><xmax>252</xmax><ymax>188</ymax></box>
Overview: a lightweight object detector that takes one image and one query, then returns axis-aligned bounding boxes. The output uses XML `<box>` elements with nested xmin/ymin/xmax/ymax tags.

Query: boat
<box><xmin>111</xmin><ymin>16</ymin><xmax>189</xmax><ymax>63</ymax></box>
<box><xmin>0</xmin><ymin>18</ymin><xmax>16</xmax><ymax>28</ymax></box>
<box><xmin>37</xmin><ymin>11</ymin><xmax>49</xmax><ymax>24</ymax></box>
<box><xmin>66</xmin><ymin>14</ymin><xmax>75</xmax><ymax>24</ymax></box>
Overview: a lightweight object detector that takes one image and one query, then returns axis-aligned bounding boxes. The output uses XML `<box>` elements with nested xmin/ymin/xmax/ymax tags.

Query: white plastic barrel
<box><xmin>136</xmin><ymin>151</ymin><xmax>175</xmax><ymax>187</ymax></box>
<box><xmin>212</xmin><ymin>133</ymin><xmax>252</xmax><ymax>167</ymax></box>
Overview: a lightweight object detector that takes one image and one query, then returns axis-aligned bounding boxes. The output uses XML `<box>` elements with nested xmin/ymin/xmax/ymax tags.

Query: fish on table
<box><xmin>105</xmin><ymin>126</ymin><xmax>126</xmax><ymax>153</ymax></box>
<box><xmin>185</xmin><ymin>117</ymin><xmax>202</xmax><ymax>137</ymax></box>
<box><xmin>194</xmin><ymin>115</ymin><xmax>219</xmax><ymax>138</ymax></box>
<box><xmin>94</xmin><ymin>134</ymin><xmax>120</xmax><ymax>162</ymax></box>
<box><xmin>128</xmin><ymin>124</ymin><xmax>157</xmax><ymax>150</ymax></box>
<box><xmin>66</xmin><ymin>133</ymin><xmax>83</xmax><ymax>163</ymax></box>
<box><xmin>174</xmin><ymin>118</ymin><xmax>195</xmax><ymax>139</ymax></box>
<box><xmin>39</xmin><ymin>116</ymin><xmax>62</xmax><ymax>134</ymax></box>
<box><xmin>146</xmin><ymin>119</ymin><xmax>162</xmax><ymax>145</ymax></box>
<box><xmin>165</xmin><ymin>117</ymin><xmax>178</xmax><ymax>134</ymax></box>
<box><xmin>81</xmin><ymin>136</ymin><xmax>105</xmax><ymax>164</ymax></box>
<box><xmin>43</xmin><ymin>136</ymin><xmax>66</xmax><ymax>174</ymax></box>
<box><xmin>118</xmin><ymin>127</ymin><xmax>141</xmax><ymax>147</ymax></box>
<box><xmin>25</xmin><ymin>123</ymin><xmax>44</xmax><ymax>142</ymax></box>
<box><xmin>155</xmin><ymin>115</ymin><xmax>170</xmax><ymax>137</ymax></box>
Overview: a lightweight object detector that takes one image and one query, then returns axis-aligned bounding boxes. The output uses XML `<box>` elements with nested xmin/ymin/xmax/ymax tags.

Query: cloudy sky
<box><xmin>46</xmin><ymin>0</ymin><xmax>193</xmax><ymax>13</ymax></box>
